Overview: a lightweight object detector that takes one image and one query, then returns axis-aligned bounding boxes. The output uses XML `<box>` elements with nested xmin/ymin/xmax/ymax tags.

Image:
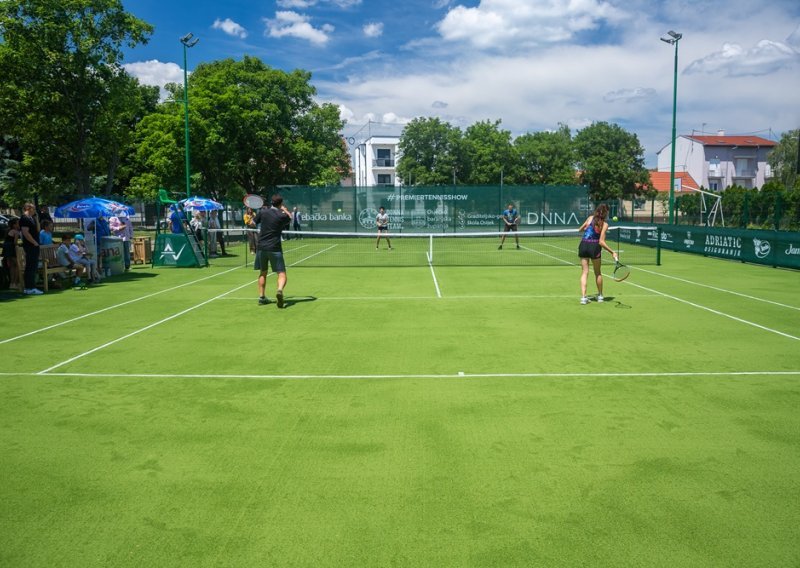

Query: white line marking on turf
<box><xmin>630</xmin><ymin>266</ymin><xmax>800</xmax><ymax>311</ymax></box>
<box><xmin>622</xmin><ymin>279</ymin><xmax>800</xmax><ymax>342</ymax></box>
<box><xmin>36</xmin><ymin>247</ymin><xmax>338</xmax><ymax>374</ymax></box>
<box><xmin>0</xmin><ymin>265</ymin><xmax>244</xmax><ymax>345</ymax></box>
<box><xmin>428</xmin><ymin>258</ymin><xmax>442</xmax><ymax>298</ymax></box>
<box><xmin>7</xmin><ymin>370</ymin><xmax>799</xmax><ymax>380</ymax></box>
<box><xmin>215</xmin><ymin>293</ymin><xmax>661</xmax><ymax>301</ymax></box>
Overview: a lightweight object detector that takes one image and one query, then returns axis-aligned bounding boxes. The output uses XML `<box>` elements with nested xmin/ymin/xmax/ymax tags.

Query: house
<box><xmin>352</xmin><ymin>136</ymin><xmax>401</xmax><ymax>187</ymax></box>
<box><xmin>656</xmin><ymin>131</ymin><xmax>776</xmax><ymax>190</ymax></box>
<box><xmin>648</xmin><ymin>171</ymin><xmax>701</xmax><ymax>193</ymax></box>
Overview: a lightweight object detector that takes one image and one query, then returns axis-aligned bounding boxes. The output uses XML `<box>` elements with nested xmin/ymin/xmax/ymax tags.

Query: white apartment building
<box><xmin>353</xmin><ymin>136</ymin><xmax>401</xmax><ymax>187</ymax></box>
<box><xmin>656</xmin><ymin>132</ymin><xmax>776</xmax><ymax>190</ymax></box>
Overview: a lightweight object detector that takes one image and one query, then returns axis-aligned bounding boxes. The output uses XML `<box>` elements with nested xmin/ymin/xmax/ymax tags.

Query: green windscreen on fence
<box><xmin>275</xmin><ymin>185</ymin><xmax>591</xmax><ymax>233</ymax></box>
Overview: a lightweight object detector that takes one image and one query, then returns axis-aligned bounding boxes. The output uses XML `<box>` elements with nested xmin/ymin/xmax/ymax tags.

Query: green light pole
<box><xmin>661</xmin><ymin>30</ymin><xmax>682</xmax><ymax>225</ymax></box>
<box><xmin>180</xmin><ymin>33</ymin><xmax>199</xmax><ymax>199</ymax></box>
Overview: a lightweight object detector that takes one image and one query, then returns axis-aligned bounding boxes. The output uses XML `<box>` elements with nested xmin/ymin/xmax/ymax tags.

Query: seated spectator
<box><xmin>57</xmin><ymin>234</ymin><xmax>84</xmax><ymax>286</ymax></box>
<box><xmin>169</xmin><ymin>205</ymin><xmax>186</xmax><ymax>234</ymax></box>
<box><xmin>70</xmin><ymin>234</ymin><xmax>101</xmax><ymax>283</ymax></box>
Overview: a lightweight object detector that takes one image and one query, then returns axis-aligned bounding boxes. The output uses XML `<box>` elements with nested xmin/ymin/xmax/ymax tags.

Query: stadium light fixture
<box><xmin>181</xmin><ymin>33</ymin><xmax>199</xmax><ymax>198</ymax></box>
<box><xmin>661</xmin><ymin>30</ymin><xmax>682</xmax><ymax>224</ymax></box>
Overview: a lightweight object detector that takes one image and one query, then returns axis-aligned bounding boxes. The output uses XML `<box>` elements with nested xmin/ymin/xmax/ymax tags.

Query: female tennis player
<box><xmin>578</xmin><ymin>204</ymin><xmax>618</xmax><ymax>305</ymax></box>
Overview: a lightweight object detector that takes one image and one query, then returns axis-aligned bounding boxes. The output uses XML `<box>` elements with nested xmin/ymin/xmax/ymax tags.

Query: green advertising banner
<box><xmin>152</xmin><ymin>234</ymin><xmax>204</xmax><ymax>267</ymax></box>
<box><xmin>635</xmin><ymin>225</ymin><xmax>800</xmax><ymax>269</ymax></box>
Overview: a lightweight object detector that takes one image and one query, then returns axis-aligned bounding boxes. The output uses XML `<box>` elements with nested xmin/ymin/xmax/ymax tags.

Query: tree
<box><xmin>514</xmin><ymin>123</ymin><xmax>575</xmax><ymax>185</ymax></box>
<box><xmin>0</xmin><ymin>0</ymin><xmax>153</xmax><ymax>203</ymax></box>
<box><xmin>396</xmin><ymin>117</ymin><xmax>466</xmax><ymax>185</ymax></box>
<box><xmin>572</xmin><ymin>122</ymin><xmax>650</xmax><ymax>200</ymax></box>
<box><xmin>767</xmin><ymin>129</ymin><xmax>799</xmax><ymax>191</ymax></box>
<box><xmin>462</xmin><ymin>119</ymin><xmax>517</xmax><ymax>185</ymax></box>
<box><xmin>130</xmin><ymin>56</ymin><xmax>350</xmax><ymax>201</ymax></box>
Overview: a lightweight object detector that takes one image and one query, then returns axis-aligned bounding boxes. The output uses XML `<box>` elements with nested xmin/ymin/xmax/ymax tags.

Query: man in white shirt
<box><xmin>375</xmin><ymin>207</ymin><xmax>392</xmax><ymax>250</ymax></box>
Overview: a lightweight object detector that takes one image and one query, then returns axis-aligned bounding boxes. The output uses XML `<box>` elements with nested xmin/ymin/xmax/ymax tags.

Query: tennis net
<box><xmin>208</xmin><ymin>226</ymin><xmax>660</xmax><ymax>268</ymax></box>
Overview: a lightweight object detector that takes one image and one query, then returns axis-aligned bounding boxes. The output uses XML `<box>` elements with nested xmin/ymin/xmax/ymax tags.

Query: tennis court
<box><xmin>1</xmin><ymin>233</ymin><xmax>798</xmax><ymax>566</ymax></box>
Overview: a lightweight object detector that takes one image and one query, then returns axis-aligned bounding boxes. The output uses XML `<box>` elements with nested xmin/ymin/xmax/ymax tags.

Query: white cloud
<box><xmin>363</xmin><ymin>22</ymin><xmax>384</xmax><ymax>38</ymax></box>
<box><xmin>277</xmin><ymin>0</ymin><xmax>317</xmax><ymax>7</ymax></box>
<box><xmin>212</xmin><ymin>18</ymin><xmax>247</xmax><ymax>39</ymax></box>
<box><xmin>436</xmin><ymin>0</ymin><xmax>628</xmax><ymax>49</ymax></box>
<box><xmin>603</xmin><ymin>87</ymin><xmax>657</xmax><ymax>103</ymax></box>
<box><xmin>432</xmin><ymin>100</ymin><xmax>448</xmax><ymax>109</ymax></box>
<box><xmin>265</xmin><ymin>11</ymin><xmax>334</xmax><ymax>46</ymax></box>
<box><xmin>122</xmin><ymin>60</ymin><xmax>184</xmax><ymax>100</ymax></box>
<box><xmin>685</xmin><ymin>39</ymin><xmax>800</xmax><ymax>77</ymax></box>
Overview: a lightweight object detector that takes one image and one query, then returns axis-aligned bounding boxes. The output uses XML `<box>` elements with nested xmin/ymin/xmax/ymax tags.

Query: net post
<box><xmin>656</xmin><ymin>227</ymin><xmax>662</xmax><ymax>266</ymax></box>
<box><xmin>428</xmin><ymin>234</ymin><xmax>433</xmax><ymax>264</ymax></box>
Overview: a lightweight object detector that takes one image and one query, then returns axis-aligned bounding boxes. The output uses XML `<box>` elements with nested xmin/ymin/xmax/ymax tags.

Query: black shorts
<box><xmin>254</xmin><ymin>250</ymin><xmax>286</xmax><ymax>273</ymax></box>
<box><xmin>377</xmin><ymin>226</ymin><xmax>389</xmax><ymax>232</ymax></box>
<box><xmin>503</xmin><ymin>223</ymin><xmax>518</xmax><ymax>232</ymax></box>
<box><xmin>578</xmin><ymin>241</ymin><xmax>601</xmax><ymax>259</ymax></box>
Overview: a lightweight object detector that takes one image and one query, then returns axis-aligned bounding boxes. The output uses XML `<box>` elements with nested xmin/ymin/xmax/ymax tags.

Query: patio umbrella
<box><xmin>54</xmin><ymin>196</ymin><xmax>134</xmax><ymax>218</ymax></box>
<box><xmin>180</xmin><ymin>196</ymin><xmax>223</xmax><ymax>211</ymax></box>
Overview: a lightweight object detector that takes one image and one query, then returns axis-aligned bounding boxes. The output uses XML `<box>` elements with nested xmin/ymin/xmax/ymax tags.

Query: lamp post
<box><xmin>661</xmin><ymin>30</ymin><xmax>682</xmax><ymax>224</ymax></box>
<box><xmin>180</xmin><ymin>33</ymin><xmax>199</xmax><ymax>199</ymax></box>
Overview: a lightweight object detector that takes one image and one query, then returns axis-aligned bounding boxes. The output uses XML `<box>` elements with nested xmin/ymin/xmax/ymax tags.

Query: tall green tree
<box><xmin>514</xmin><ymin>123</ymin><xmax>576</xmax><ymax>184</ymax></box>
<box><xmin>573</xmin><ymin>122</ymin><xmax>650</xmax><ymax>200</ymax></box>
<box><xmin>767</xmin><ymin>129</ymin><xmax>799</xmax><ymax>190</ymax></box>
<box><xmin>130</xmin><ymin>56</ymin><xmax>350</xmax><ymax>201</ymax></box>
<box><xmin>0</xmin><ymin>0</ymin><xmax>153</xmax><ymax>203</ymax></box>
<box><xmin>462</xmin><ymin>119</ymin><xmax>517</xmax><ymax>185</ymax></box>
<box><xmin>396</xmin><ymin>117</ymin><xmax>465</xmax><ymax>185</ymax></box>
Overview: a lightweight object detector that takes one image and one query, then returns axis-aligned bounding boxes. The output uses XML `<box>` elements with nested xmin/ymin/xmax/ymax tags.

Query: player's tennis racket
<box><xmin>243</xmin><ymin>194</ymin><xmax>264</xmax><ymax>209</ymax></box>
<box><xmin>612</xmin><ymin>259</ymin><xmax>631</xmax><ymax>282</ymax></box>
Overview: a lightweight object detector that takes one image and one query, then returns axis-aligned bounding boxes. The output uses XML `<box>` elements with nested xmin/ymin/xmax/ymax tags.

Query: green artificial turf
<box><xmin>1</xmin><ymin>242</ymin><xmax>798</xmax><ymax>566</ymax></box>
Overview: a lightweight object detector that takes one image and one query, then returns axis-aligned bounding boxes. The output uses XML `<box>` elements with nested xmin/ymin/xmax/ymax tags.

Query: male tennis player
<box><xmin>375</xmin><ymin>206</ymin><xmax>392</xmax><ymax>250</ymax></box>
<box><xmin>578</xmin><ymin>203</ymin><xmax>618</xmax><ymax>305</ymax></box>
<box><xmin>249</xmin><ymin>194</ymin><xmax>291</xmax><ymax>308</ymax></box>
<box><xmin>498</xmin><ymin>203</ymin><xmax>520</xmax><ymax>250</ymax></box>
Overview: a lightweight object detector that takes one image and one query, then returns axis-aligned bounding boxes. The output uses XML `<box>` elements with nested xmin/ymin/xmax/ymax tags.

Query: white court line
<box><xmin>217</xmin><ymin>293</ymin><xmax>661</xmax><ymax>301</ymax></box>
<box><xmin>0</xmin><ymin>265</ymin><xmax>244</xmax><ymax>345</ymax></box>
<box><xmin>4</xmin><ymin>370</ymin><xmax>798</xmax><ymax>381</ymax></box>
<box><xmin>37</xmin><ymin>246</ymin><xmax>338</xmax><ymax>375</ymax></box>
<box><xmin>631</xmin><ymin>266</ymin><xmax>800</xmax><ymax>311</ymax></box>
<box><xmin>428</xmin><ymin>258</ymin><xmax>442</xmax><ymax>298</ymax></box>
<box><xmin>622</xmin><ymin>279</ymin><xmax>800</xmax><ymax>341</ymax></box>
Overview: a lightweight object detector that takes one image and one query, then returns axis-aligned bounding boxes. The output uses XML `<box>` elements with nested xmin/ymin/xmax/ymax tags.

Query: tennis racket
<box><xmin>243</xmin><ymin>194</ymin><xmax>264</xmax><ymax>209</ymax></box>
<box><xmin>612</xmin><ymin>259</ymin><xmax>631</xmax><ymax>282</ymax></box>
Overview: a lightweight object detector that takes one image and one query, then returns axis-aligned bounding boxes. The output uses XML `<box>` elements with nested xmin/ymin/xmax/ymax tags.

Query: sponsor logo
<box><xmin>753</xmin><ymin>238</ymin><xmax>771</xmax><ymax>259</ymax></box>
<box><xmin>684</xmin><ymin>231</ymin><xmax>694</xmax><ymax>249</ymax></box>
<box><xmin>785</xmin><ymin>243</ymin><xmax>800</xmax><ymax>256</ymax></box>
<box><xmin>526</xmin><ymin>211</ymin><xmax>581</xmax><ymax>225</ymax></box>
<box><xmin>159</xmin><ymin>241</ymin><xmax>186</xmax><ymax>262</ymax></box>
<box><xmin>359</xmin><ymin>208</ymin><xmax>379</xmax><ymax>229</ymax></box>
<box><xmin>387</xmin><ymin>194</ymin><xmax>467</xmax><ymax>201</ymax></box>
<box><xmin>703</xmin><ymin>234</ymin><xmax>742</xmax><ymax>258</ymax></box>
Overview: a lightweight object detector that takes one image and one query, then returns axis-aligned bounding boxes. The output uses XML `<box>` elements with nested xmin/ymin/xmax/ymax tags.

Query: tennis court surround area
<box><xmin>1</xmin><ymin>233</ymin><xmax>798</xmax><ymax>566</ymax></box>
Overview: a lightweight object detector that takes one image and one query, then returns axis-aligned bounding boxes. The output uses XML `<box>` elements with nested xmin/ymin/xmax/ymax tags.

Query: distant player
<box><xmin>498</xmin><ymin>203</ymin><xmax>520</xmax><ymax>250</ymax></box>
<box><xmin>578</xmin><ymin>203</ymin><xmax>618</xmax><ymax>305</ymax></box>
<box><xmin>375</xmin><ymin>207</ymin><xmax>392</xmax><ymax>250</ymax></box>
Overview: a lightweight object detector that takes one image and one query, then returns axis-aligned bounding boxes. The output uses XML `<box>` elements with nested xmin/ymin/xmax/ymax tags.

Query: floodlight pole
<box><xmin>662</xmin><ymin>30</ymin><xmax>682</xmax><ymax>225</ymax></box>
<box><xmin>181</xmin><ymin>33</ymin><xmax>199</xmax><ymax>199</ymax></box>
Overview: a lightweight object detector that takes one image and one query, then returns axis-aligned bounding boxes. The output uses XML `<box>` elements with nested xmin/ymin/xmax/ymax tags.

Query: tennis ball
<box><xmin>612</xmin><ymin>216</ymin><xmax>619</xmax><ymax>222</ymax></box>
<box><xmin>337</xmin><ymin>208</ymin><xmax>342</xmax><ymax>213</ymax></box>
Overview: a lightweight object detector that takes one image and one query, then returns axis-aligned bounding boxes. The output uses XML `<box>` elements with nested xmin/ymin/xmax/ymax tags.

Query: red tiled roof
<box><xmin>685</xmin><ymin>135</ymin><xmax>776</xmax><ymax>147</ymax></box>
<box><xmin>648</xmin><ymin>171</ymin><xmax>701</xmax><ymax>193</ymax></box>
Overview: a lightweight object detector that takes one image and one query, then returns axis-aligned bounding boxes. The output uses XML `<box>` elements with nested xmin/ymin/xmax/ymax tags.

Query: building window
<box><xmin>709</xmin><ymin>181</ymin><xmax>718</xmax><ymax>191</ymax></box>
<box><xmin>377</xmin><ymin>148</ymin><xmax>390</xmax><ymax>159</ymax></box>
<box><xmin>377</xmin><ymin>174</ymin><xmax>392</xmax><ymax>185</ymax></box>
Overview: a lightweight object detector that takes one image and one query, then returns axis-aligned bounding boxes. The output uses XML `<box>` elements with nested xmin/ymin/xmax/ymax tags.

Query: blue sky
<box><xmin>122</xmin><ymin>0</ymin><xmax>800</xmax><ymax>167</ymax></box>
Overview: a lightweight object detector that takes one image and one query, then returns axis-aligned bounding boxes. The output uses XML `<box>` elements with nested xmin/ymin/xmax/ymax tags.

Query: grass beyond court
<box><xmin>1</xmin><ymin>239</ymin><xmax>798</xmax><ymax>567</ymax></box>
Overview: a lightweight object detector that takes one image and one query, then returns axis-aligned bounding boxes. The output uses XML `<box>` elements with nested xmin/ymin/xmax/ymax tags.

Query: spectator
<box><xmin>19</xmin><ymin>202</ymin><xmax>42</xmax><ymax>295</ymax></box>
<box><xmin>110</xmin><ymin>212</ymin><xmax>134</xmax><ymax>271</ymax></box>
<box><xmin>190</xmin><ymin>211</ymin><xmax>205</xmax><ymax>242</ymax></box>
<box><xmin>70</xmin><ymin>234</ymin><xmax>101</xmax><ymax>283</ymax></box>
<box><xmin>209</xmin><ymin>210</ymin><xmax>226</xmax><ymax>255</ymax></box>
<box><xmin>169</xmin><ymin>205</ymin><xmax>186</xmax><ymax>234</ymax></box>
<box><xmin>38</xmin><ymin>205</ymin><xmax>53</xmax><ymax>226</ymax></box>
<box><xmin>291</xmin><ymin>206</ymin><xmax>302</xmax><ymax>239</ymax></box>
<box><xmin>39</xmin><ymin>220</ymin><xmax>54</xmax><ymax>245</ymax></box>
<box><xmin>243</xmin><ymin>207</ymin><xmax>257</xmax><ymax>253</ymax></box>
<box><xmin>57</xmin><ymin>234</ymin><xmax>84</xmax><ymax>286</ymax></box>
<box><xmin>2</xmin><ymin>218</ymin><xmax>21</xmax><ymax>291</ymax></box>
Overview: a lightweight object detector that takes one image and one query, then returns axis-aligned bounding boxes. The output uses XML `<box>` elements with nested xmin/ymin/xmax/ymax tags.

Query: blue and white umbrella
<box><xmin>180</xmin><ymin>196</ymin><xmax>223</xmax><ymax>212</ymax></box>
<box><xmin>55</xmin><ymin>197</ymin><xmax>134</xmax><ymax>218</ymax></box>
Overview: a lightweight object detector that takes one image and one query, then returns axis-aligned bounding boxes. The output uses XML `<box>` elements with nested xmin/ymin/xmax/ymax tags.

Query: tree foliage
<box><xmin>513</xmin><ymin>123</ymin><xmax>575</xmax><ymax>185</ymax></box>
<box><xmin>767</xmin><ymin>129</ymin><xmax>799</xmax><ymax>191</ymax></box>
<box><xmin>462</xmin><ymin>120</ymin><xmax>517</xmax><ymax>185</ymax></box>
<box><xmin>396</xmin><ymin>117</ymin><xmax>465</xmax><ymax>185</ymax></box>
<box><xmin>130</xmin><ymin>56</ymin><xmax>350</xmax><ymax>202</ymax></box>
<box><xmin>573</xmin><ymin>121</ymin><xmax>650</xmax><ymax>200</ymax></box>
<box><xmin>0</xmin><ymin>0</ymin><xmax>152</xmax><ymax>204</ymax></box>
